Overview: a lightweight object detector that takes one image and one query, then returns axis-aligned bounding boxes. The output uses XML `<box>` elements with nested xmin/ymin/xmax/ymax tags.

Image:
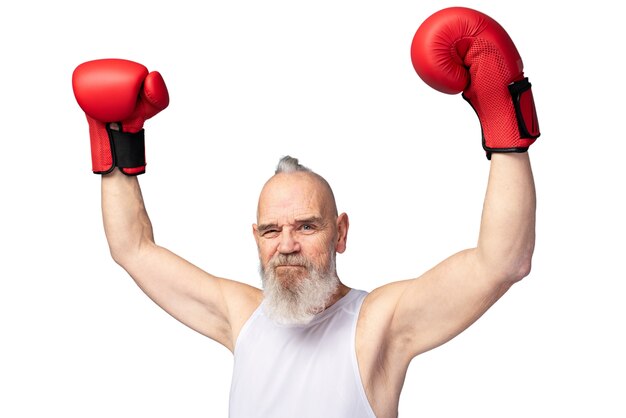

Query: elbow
<box><xmin>480</xmin><ymin>244</ymin><xmax>534</xmax><ymax>285</ymax></box>
<box><xmin>511</xmin><ymin>256</ymin><xmax>532</xmax><ymax>283</ymax></box>
<box><xmin>105</xmin><ymin>226</ymin><xmax>155</xmax><ymax>267</ymax></box>
<box><xmin>503</xmin><ymin>246</ymin><xmax>534</xmax><ymax>284</ymax></box>
<box><xmin>108</xmin><ymin>243</ymin><xmax>130</xmax><ymax>267</ymax></box>
<box><xmin>107</xmin><ymin>239</ymin><xmax>146</xmax><ymax>268</ymax></box>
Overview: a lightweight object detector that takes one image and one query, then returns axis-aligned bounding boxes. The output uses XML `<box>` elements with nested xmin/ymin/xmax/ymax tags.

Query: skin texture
<box><xmin>102</xmin><ymin>152</ymin><xmax>535</xmax><ymax>418</ymax></box>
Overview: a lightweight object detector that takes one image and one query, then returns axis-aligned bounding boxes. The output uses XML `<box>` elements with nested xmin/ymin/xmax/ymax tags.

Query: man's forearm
<box><xmin>101</xmin><ymin>168</ymin><xmax>155</xmax><ymax>265</ymax></box>
<box><xmin>476</xmin><ymin>152</ymin><xmax>536</xmax><ymax>282</ymax></box>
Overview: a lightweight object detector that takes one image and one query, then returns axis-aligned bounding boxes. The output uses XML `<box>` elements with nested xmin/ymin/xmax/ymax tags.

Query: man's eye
<box><xmin>262</xmin><ymin>230</ymin><xmax>279</xmax><ymax>238</ymax></box>
<box><xmin>300</xmin><ymin>224</ymin><xmax>315</xmax><ymax>232</ymax></box>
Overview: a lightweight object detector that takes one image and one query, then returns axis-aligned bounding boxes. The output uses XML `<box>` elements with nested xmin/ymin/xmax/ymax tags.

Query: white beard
<box><xmin>260</xmin><ymin>251</ymin><xmax>339</xmax><ymax>325</ymax></box>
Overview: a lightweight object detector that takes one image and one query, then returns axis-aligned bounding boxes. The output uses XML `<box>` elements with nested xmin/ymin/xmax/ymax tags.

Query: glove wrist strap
<box><xmin>508</xmin><ymin>77</ymin><xmax>540</xmax><ymax>140</ymax></box>
<box><xmin>107</xmin><ymin>125</ymin><xmax>146</xmax><ymax>170</ymax></box>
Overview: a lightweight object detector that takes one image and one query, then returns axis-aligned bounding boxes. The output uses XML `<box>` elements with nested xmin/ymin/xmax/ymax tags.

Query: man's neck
<box><xmin>325</xmin><ymin>283</ymin><xmax>352</xmax><ymax>309</ymax></box>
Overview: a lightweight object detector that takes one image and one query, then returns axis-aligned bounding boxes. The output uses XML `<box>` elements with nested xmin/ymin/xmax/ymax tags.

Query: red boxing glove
<box><xmin>72</xmin><ymin>58</ymin><xmax>169</xmax><ymax>175</ymax></box>
<box><xmin>410</xmin><ymin>7</ymin><xmax>540</xmax><ymax>158</ymax></box>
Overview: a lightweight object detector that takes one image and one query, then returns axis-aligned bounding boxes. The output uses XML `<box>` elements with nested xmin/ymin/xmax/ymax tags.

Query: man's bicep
<box><xmin>387</xmin><ymin>249</ymin><xmax>512</xmax><ymax>358</ymax></box>
<box><xmin>121</xmin><ymin>243</ymin><xmax>261</xmax><ymax>350</ymax></box>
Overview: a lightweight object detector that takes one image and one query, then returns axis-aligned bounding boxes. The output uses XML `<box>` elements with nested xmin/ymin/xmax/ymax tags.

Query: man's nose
<box><xmin>277</xmin><ymin>230</ymin><xmax>300</xmax><ymax>254</ymax></box>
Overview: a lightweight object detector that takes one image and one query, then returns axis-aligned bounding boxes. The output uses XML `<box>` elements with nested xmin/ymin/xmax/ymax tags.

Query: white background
<box><xmin>1</xmin><ymin>0</ymin><xmax>624</xmax><ymax>416</ymax></box>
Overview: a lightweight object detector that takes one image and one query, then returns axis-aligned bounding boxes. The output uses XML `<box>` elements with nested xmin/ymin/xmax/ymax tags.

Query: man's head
<box><xmin>253</xmin><ymin>156</ymin><xmax>349</xmax><ymax>325</ymax></box>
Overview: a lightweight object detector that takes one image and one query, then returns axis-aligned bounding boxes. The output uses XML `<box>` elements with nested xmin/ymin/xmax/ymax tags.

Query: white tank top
<box><xmin>229</xmin><ymin>289</ymin><xmax>376</xmax><ymax>418</ymax></box>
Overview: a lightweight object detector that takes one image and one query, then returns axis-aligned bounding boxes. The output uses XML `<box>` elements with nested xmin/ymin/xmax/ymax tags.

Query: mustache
<box><xmin>268</xmin><ymin>253</ymin><xmax>310</xmax><ymax>268</ymax></box>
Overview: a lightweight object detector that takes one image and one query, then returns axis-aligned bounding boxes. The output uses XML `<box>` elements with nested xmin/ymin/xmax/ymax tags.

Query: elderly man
<box><xmin>73</xmin><ymin>6</ymin><xmax>539</xmax><ymax>418</ymax></box>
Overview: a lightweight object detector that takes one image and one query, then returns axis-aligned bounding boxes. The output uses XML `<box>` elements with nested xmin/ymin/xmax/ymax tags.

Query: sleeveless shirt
<box><xmin>229</xmin><ymin>289</ymin><xmax>377</xmax><ymax>418</ymax></box>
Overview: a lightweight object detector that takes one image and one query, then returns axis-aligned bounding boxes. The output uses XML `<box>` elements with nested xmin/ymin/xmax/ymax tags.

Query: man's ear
<box><xmin>335</xmin><ymin>213</ymin><xmax>349</xmax><ymax>253</ymax></box>
<box><xmin>252</xmin><ymin>223</ymin><xmax>260</xmax><ymax>247</ymax></box>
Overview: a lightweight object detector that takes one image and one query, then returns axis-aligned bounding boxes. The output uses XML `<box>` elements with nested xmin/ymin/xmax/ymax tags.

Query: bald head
<box><xmin>257</xmin><ymin>156</ymin><xmax>338</xmax><ymax>221</ymax></box>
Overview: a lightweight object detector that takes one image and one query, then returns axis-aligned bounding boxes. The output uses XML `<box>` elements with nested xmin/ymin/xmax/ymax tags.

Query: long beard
<box><xmin>260</xmin><ymin>251</ymin><xmax>339</xmax><ymax>325</ymax></box>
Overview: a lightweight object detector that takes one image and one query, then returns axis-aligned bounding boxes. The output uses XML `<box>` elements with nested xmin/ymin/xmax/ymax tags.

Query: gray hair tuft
<box><xmin>275</xmin><ymin>155</ymin><xmax>311</xmax><ymax>174</ymax></box>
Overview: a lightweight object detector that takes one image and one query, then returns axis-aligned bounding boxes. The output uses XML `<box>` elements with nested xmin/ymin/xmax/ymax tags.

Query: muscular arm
<box><xmin>357</xmin><ymin>154</ymin><xmax>535</xmax><ymax>417</ymax></box>
<box><xmin>102</xmin><ymin>169</ymin><xmax>261</xmax><ymax>351</ymax></box>
<box><xmin>362</xmin><ymin>152</ymin><xmax>536</xmax><ymax>361</ymax></box>
<box><xmin>403</xmin><ymin>152</ymin><xmax>535</xmax><ymax>354</ymax></box>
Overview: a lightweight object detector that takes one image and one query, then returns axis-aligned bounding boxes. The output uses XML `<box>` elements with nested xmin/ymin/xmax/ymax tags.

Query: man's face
<box><xmin>253</xmin><ymin>172</ymin><xmax>348</xmax><ymax>324</ymax></box>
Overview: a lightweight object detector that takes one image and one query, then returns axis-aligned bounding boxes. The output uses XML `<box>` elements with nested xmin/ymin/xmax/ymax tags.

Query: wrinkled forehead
<box><xmin>256</xmin><ymin>172</ymin><xmax>337</xmax><ymax>222</ymax></box>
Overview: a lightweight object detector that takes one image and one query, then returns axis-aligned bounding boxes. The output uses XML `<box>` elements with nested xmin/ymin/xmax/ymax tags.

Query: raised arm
<box><xmin>387</xmin><ymin>152</ymin><xmax>536</xmax><ymax>357</ymax></box>
<box><xmin>358</xmin><ymin>7</ymin><xmax>541</xmax><ymax>379</ymax></box>
<box><xmin>73</xmin><ymin>59</ymin><xmax>260</xmax><ymax>351</ymax></box>
<box><xmin>101</xmin><ymin>169</ymin><xmax>260</xmax><ymax>351</ymax></box>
